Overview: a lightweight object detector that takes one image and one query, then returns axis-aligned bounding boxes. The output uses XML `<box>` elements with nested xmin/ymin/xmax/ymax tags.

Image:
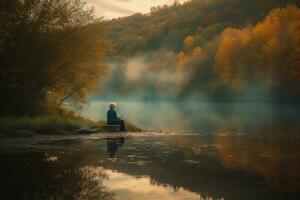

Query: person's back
<box><xmin>107</xmin><ymin>108</ymin><xmax>118</xmax><ymax>125</ymax></box>
<box><xmin>106</xmin><ymin>102</ymin><xmax>126</xmax><ymax>131</ymax></box>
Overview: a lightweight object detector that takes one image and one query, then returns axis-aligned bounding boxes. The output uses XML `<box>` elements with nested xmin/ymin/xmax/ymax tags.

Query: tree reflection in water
<box><xmin>94</xmin><ymin>121</ymin><xmax>300</xmax><ymax>199</ymax></box>
<box><xmin>1</xmin><ymin>111</ymin><xmax>299</xmax><ymax>200</ymax></box>
<box><xmin>213</xmin><ymin>120</ymin><xmax>300</xmax><ymax>192</ymax></box>
<box><xmin>0</xmin><ymin>152</ymin><xmax>115</xmax><ymax>200</ymax></box>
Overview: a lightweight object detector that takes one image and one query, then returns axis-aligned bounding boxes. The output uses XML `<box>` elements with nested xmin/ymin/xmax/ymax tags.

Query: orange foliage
<box><xmin>176</xmin><ymin>45</ymin><xmax>208</xmax><ymax>90</ymax></box>
<box><xmin>215</xmin><ymin>6</ymin><xmax>300</xmax><ymax>91</ymax></box>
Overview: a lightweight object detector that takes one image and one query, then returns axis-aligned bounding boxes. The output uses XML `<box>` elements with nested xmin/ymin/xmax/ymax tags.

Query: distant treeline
<box><xmin>102</xmin><ymin>0</ymin><xmax>300</xmax><ymax>102</ymax></box>
<box><xmin>0</xmin><ymin>0</ymin><xmax>109</xmax><ymax>116</ymax></box>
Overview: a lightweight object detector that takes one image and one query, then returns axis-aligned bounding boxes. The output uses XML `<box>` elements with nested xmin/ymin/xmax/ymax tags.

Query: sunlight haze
<box><xmin>85</xmin><ymin>0</ymin><xmax>188</xmax><ymax>19</ymax></box>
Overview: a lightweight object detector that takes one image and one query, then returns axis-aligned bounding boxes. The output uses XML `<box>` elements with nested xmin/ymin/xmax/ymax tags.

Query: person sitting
<box><xmin>107</xmin><ymin>102</ymin><xmax>126</xmax><ymax>131</ymax></box>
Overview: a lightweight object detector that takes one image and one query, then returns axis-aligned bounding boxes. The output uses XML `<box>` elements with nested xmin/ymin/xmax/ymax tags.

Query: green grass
<box><xmin>0</xmin><ymin>115</ymin><xmax>91</xmax><ymax>134</ymax></box>
<box><xmin>0</xmin><ymin>115</ymin><xmax>141</xmax><ymax>134</ymax></box>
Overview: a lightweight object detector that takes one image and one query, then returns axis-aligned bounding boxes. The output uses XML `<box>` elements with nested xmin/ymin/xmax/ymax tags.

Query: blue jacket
<box><xmin>107</xmin><ymin>108</ymin><xmax>118</xmax><ymax>125</ymax></box>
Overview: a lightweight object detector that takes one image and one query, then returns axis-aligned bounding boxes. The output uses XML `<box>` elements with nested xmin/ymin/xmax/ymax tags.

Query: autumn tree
<box><xmin>214</xmin><ymin>6</ymin><xmax>300</xmax><ymax>100</ymax></box>
<box><xmin>95</xmin><ymin>0</ymin><xmax>300</xmax><ymax>101</ymax></box>
<box><xmin>107</xmin><ymin>0</ymin><xmax>300</xmax><ymax>56</ymax></box>
<box><xmin>0</xmin><ymin>0</ymin><xmax>109</xmax><ymax>116</ymax></box>
<box><xmin>176</xmin><ymin>36</ymin><xmax>208</xmax><ymax>91</ymax></box>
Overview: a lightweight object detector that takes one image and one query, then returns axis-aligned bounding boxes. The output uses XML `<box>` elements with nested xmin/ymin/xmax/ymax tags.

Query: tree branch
<box><xmin>57</xmin><ymin>83</ymin><xmax>86</xmax><ymax>109</ymax></box>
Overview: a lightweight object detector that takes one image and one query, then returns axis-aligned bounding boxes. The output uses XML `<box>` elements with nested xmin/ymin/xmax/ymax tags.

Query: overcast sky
<box><xmin>85</xmin><ymin>0</ymin><xmax>187</xmax><ymax>19</ymax></box>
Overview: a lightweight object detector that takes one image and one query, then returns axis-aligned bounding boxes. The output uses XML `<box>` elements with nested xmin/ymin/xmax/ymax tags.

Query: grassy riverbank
<box><xmin>0</xmin><ymin>115</ymin><xmax>141</xmax><ymax>135</ymax></box>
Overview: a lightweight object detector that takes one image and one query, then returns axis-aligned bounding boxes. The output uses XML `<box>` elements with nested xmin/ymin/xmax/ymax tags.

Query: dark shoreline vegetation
<box><xmin>0</xmin><ymin>114</ymin><xmax>141</xmax><ymax>135</ymax></box>
<box><xmin>0</xmin><ymin>0</ymin><xmax>110</xmax><ymax>117</ymax></box>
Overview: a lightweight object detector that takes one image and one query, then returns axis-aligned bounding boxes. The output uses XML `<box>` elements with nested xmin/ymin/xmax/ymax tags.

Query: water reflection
<box><xmin>1</xmin><ymin>108</ymin><xmax>300</xmax><ymax>200</ymax></box>
<box><xmin>99</xmin><ymin>134</ymin><xmax>300</xmax><ymax>199</ymax></box>
<box><xmin>103</xmin><ymin>169</ymin><xmax>201</xmax><ymax>200</ymax></box>
<box><xmin>214</xmin><ymin>133</ymin><xmax>300</xmax><ymax>192</ymax></box>
<box><xmin>106</xmin><ymin>137</ymin><xmax>125</xmax><ymax>158</ymax></box>
<box><xmin>0</xmin><ymin>152</ymin><xmax>114</xmax><ymax>200</ymax></box>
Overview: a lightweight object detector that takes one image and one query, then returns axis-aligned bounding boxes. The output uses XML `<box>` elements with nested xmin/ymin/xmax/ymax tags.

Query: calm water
<box><xmin>1</xmin><ymin>103</ymin><xmax>300</xmax><ymax>200</ymax></box>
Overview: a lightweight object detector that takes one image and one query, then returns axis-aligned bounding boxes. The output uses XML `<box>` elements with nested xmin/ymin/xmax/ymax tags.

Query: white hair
<box><xmin>109</xmin><ymin>102</ymin><xmax>117</xmax><ymax>108</ymax></box>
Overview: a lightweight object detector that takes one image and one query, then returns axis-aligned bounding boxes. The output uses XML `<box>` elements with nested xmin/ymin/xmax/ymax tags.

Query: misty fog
<box><xmin>81</xmin><ymin>101</ymin><xmax>299</xmax><ymax>132</ymax></box>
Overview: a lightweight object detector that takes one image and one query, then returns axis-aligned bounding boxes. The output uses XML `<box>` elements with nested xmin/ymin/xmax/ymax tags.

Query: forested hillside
<box><xmin>101</xmin><ymin>0</ymin><xmax>300</xmax><ymax>102</ymax></box>
<box><xmin>107</xmin><ymin>0</ymin><xmax>299</xmax><ymax>55</ymax></box>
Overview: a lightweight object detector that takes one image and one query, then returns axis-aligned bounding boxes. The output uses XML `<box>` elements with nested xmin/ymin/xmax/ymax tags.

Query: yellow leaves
<box><xmin>175</xmin><ymin>46</ymin><xmax>208</xmax><ymax>91</ymax></box>
<box><xmin>268</xmin><ymin>5</ymin><xmax>300</xmax><ymax>24</ymax></box>
<box><xmin>286</xmin><ymin>19</ymin><xmax>300</xmax><ymax>82</ymax></box>
<box><xmin>252</xmin><ymin>17</ymin><xmax>280</xmax><ymax>40</ymax></box>
<box><xmin>262</xmin><ymin>37</ymin><xmax>288</xmax><ymax>75</ymax></box>
<box><xmin>183</xmin><ymin>36</ymin><xmax>194</xmax><ymax>49</ymax></box>
<box><xmin>214</xmin><ymin>6</ymin><xmax>300</xmax><ymax>91</ymax></box>
<box><xmin>44</xmin><ymin>23</ymin><xmax>110</xmax><ymax>109</ymax></box>
<box><xmin>215</xmin><ymin>28</ymin><xmax>249</xmax><ymax>88</ymax></box>
<box><xmin>176</xmin><ymin>47</ymin><xmax>207</xmax><ymax>70</ymax></box>
<box><xmin>286</xmin><ymin>20</ymin><xmax>300</xmax><ymax>44</ymax></box>
<box><xmin>192</xmin><ymin>47</ymin><xmax>207</xmax><ymax>61</ymax></box>
<box><xmin>253</xmin><ymin>5</ymin><xmax>300</xmax><ymax>43</ymax></box>
<box><xmin>176</xmin><ymin>52</ymin><xmax>186</xmax><ymax>67</ymax></box>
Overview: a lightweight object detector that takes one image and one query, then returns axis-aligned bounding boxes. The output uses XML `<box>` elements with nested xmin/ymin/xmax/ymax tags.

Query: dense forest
<box><xmin>100</xmin><ymin>0</ymin><xmax>300</xmax><ymax>102</ymax></box>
